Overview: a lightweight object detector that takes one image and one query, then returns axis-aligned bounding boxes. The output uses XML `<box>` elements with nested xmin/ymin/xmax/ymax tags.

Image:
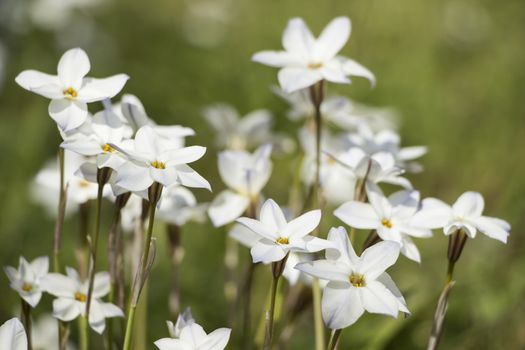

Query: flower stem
<box><xmin>122</xmin><ymin>183</ymin><xmax>162</xmax><ymax>350</ymax></box>
<box><xmin>53</xmin><ymin>147</ymin><xmax>66</xmax><ymax>273</ymax></box>
<box><xmin>327</xmin><ymin>329</ymin><xmax>342</xmax><ymax>350</ymax></box>
<box><xmin>79</xmin><ymin>316</ymin><xmax>89</xmax><ymax>350</ymax></box>
<box><xmin>263</xmin><ymin>273</ymin><xmax>280</xmax><ymax>350</ymax></box>
<box><xmin>21</xmin><ymin>299</ymin><xmax>32</xmax><ymax>350</ymax></box>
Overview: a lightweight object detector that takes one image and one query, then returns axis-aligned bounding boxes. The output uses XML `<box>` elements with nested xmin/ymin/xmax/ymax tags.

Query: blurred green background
<box><xmin>1</xmin><ymin>0</ymin><xmax>524</xmax><ymax>349</ymax></box>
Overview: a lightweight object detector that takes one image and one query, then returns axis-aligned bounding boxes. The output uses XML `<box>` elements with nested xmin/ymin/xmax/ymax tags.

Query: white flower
<box><xmin>155</xmin><ymin>319</ymin><xmax>231</xmax><ymax>350</ymax></box>
<box><xmin>31</xmin><ymin>150</ymin><xmax>100</xmax><ymax>216</ymax></box>
<box><xmin>41</xmin><ymin>268</ymin><xmax>124</xmax><ymax>334</ymax></box>
<box><xmin>411</xmin><ymin>191</ymin><xmax>511</xmax><ymax>243</ymax></box>
<box><xmin>236</xmin><ymin>199</ymin><xmax>332</xmax><ymax>264</ymax></box>
<box><xmin>0</xmin><ymin>318</ymin><xmax>26</xmax><ymax>350</ymax></box>
<box><xmin>32</xmin><ymin>314</ymin><xmax>77</xmax><ymax>350</ymax></box>
<box><xmin>4</xmin><ymin>256</ymin><xmax>49</xmax><ymax>307</ymax></box>
<box><xmin>166</xmin><ymin>308</ymin><xmax>195</xmax><ymax>338</ymax></box>
<box><xmin>334</xmin><ymin>184</ymin><xmax>432</xmax><ymax>262</ymax></box>
<box><xmin>111</xmin><ymin>125</ymin><xmax>210</xmax><ymax>192</ymax></box>
<box><xmin>157</xmin><ymin>186</ymin><xmax>208</xmax><ymax>226</ymax></box>
<box><xmin>296</xmin><ymin>227</ymin><xmax>409</xmax><ymax>330</ymax></box>
<box><xmin>61</xmin><ymin>106</ymin><xmax>129</xmax><ymax>170</ymax></box>
<box><xmin>120</xmin><ymin>194</ymin><xmax>144</xmax><ymax>232</ymax></box>
<box><xmin>15</xmin><ymin>48</ymin><xmax>129</xmax><ymax>132</ymax></box>
<box><xmin>252</xmin><ymin>17</ymin><xmax>374</xmax><ymax>93</ymax></box>
<box><xmin>208</xmin><ymin>144</ymin><xmax>272</xmax><ymax>227</ymax></box>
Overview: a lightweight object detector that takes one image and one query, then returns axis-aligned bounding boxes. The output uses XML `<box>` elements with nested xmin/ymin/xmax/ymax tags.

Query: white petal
<box><xmin>334</xmin><ymin>201</ymin><xmax>379</xmax><ymax>229</ymax></box>
<box><xmin>57</xmin><ymin>48</ymin><xmax>90</xmax><ymax>90</ymax></box>
<box><xmin>259</xmin><ymin>198</ymin><xmax>288</xmax><ymax>231</ymax></box>
<box><xmin>92</xmin><ymin>272</ymin><xmax>110</xmax><ymax>298</ymax></box>
<box><xmin>88</xmin><ymin>300</ymin><xmax>106</xmax><ymax>334</ymax></box>
<box><xmin>283</xmin><ymin>209</ymin><xmax>321</xmax><ymax>238</ymax></box>
<box><xmin>282</xmin><ymin>18</ymin><xmax>315</xmax><ymax>57</ymax></box>
<box><xmin>410</xmin><ymin>198</ymin><xmax>452</xmax><ymax>229</ymax></box>
<box><xmin>398</xmin><ymin>146</ymin><xmax>427</xmax><ymax>161</ymax></box>
<box><xmin>399</xmin><ymin>235</ymin><xmax>421</xmax><ymax>263</ymax></box>
<box><xmin>48</xmin><ymin>99</ymin><xmax>88</xmax><ymax>132</ymax></box>
<box><xmin>396</xmin><ymin>224</ymin><xmax>433</xmax><ymax>238</ymax></box>
<box><xmin>278</xmin><ymin>67</ymin><xmax>322</xmax><ymax>93</ymax></box>
<box><xmin>303</xmin><ymin>236</ymin><xmax>336</xmax><ymax>253</ymax></box>
<box><xmin>359</xmin><ymin>280</ymin><xmax>400</xmax><ymax>317</ymax></box>
<box><xmin>154</xmin><ymin>338</ymin><xmax>191</xmax><ymax>350</ymax></box>
<box><xmin>61</xmin><ymin>137</ymin><xmax>102</xmax><ymax>156</ymax></box>
<box><xmin>77</xmin><ymin>74</ymin><xmax>129</xmax><ymax>103</ymax></box>
<box><xmin>0</xmin><ymin>318</ymin><xmax>27</xmax><ymax>350</ymax></box>
<box><xmin>250</xmin><ymin>240</ymin><xmax>286</xmax><ymax>264</ymax></box>
<box><xmin>198</xmin><ymin>328</ymin><xmax>231</xmax><ymax>350</ymax></box>
<box><xmin>41</xmin><ymin>273</ymin><xmax>78</xmax><ymax>297</ymax></box>
<box><xmin>29</xmin><ymin>256</ymin><xmax>49</xmax><ymax>278</ymax></box>
<box><xmin>150</xmin><ymin>167</ymin><xmax>179</xmax><ymax>188</ymax></box>
<box><xmin>295</xmin><ymin>260</ymin><xmax>350</xmax><ymax>282</ymax></box>
<box><xmin>338</xmin><ymin>56</ymin><xmax>376</xmax><ymax>86</ymax></box>
<box><xmin>174</xmin><ymin>164</ymin><xmax>211</xmax><ymax>191</ymax></box>
<box><xmin>315</xmin><ymin>17</ymin><xmax>351</xmax><ymax>61</ymax></box>
<box><xmin>164</xmin><ymin>146</ymin><xmax>207</xmax><ymax>166</ymax></box>
<box><xmin>452</xmin><ymin>192</ymin><xmax>484</xmax><ymax>218</ymax></box>
<box><xmin>326</xmin><ymin>226</ymin><xmax>360</xmax><ymax>268</ymax></box>
<box><xmin>358</xmin><ymin>241</ymin><xmax>400</xmax><ymax>280</ymax></box>
<box><xmin>114</xmin><ymin>162</ymin><xmax>153</xmax><ymax>192</ymax></box>
<box><xmin>376</xmin><ymin>273</ymin><xmax>410</xmax><ymax>314</ymax></box>
<box><xmin>322</xmin><ymin>281</ymin><xmax>364</xmax><ymax>329</ymax></box>
<box><xmin>236</xmin><ymin>217</ymin><xmax>278</xmax><ymax>241</ymax></box>
<box><xmin>319</xmin><ymin>64</ymin><xmax>351</xmax><ymax>84</ymax></box>
<box><xmin>52</xmin><ymin>298</ymin><xmax>80</xmax><ymax>321</ymax></box>
<box><xmin>22</xmin><ymin>291</ymin><xmax>42</xmax><ymax>308</ymax></box>
<box><xmin>252</xmin><ymin>51</ymin><xmax>299</xmax><ymax>67</ymax></box>
<box><xmin>101</xmin><ymin>302</ymin><xmax>124</xmax><ymax>318</ymax></box>
<box><xmin>473</xmin><ymin>216</ymin><xmax>510</xmax><ymax>243</ymax></box>
<box><xmin>15</xmin><ymin>70</ymin><xmax>63</xmax><ymax>99</ymax></box>
<box><xmin>208</xmin><ymin>190</ymin><xmax>250</xmax><ymax>227</ymax></box>
<box><xmin>228</xmin><ymin>223</ymin><xmax>261</xmax><ymax>248</ymax></box>
<box><xmin>180</xmin><ymin>323</ymin><xmax>207</xmax><ymax>347</ymax></box>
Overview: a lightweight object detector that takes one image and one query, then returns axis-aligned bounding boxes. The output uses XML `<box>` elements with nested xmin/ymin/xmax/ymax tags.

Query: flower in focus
<box><xmin>0</xmin><ymin>318</ymin><xmax>26</xmax><ymax>350</ymax></box>
<box><xmin>110</xmin><ymin>125</ymin><xmax>210</xmax><ymax>192</ymax></box>
<box><xmin>252</xmin><ymin>17</ymin><xmax>374</xmax><ymax>93</ymax></box>
<box><xmin>15</xmin><ymin>48</ymin><xmax>129</xmax><ymax>132</ymax></box>
<box><xmin>155</xmin><ymin>311</ymin><xmax>231</xmax><ymax>350</ymax></box>
<box><xmin>411</xmin><ymin>191</ymin><xmax>511</xmax><ymax>243</ymax></box>
<box><xmin>41</xmin><ymin>268</ymin><xmax>123</xmax><ymax>334</ymax></box>
<box><xmin>334</xmin><ymin>184</ymin><xmax>432</xmax><ymax>262</ymax></box>
<box><xmin>208</xmin><ymin>144</ymin><xmax>272</xmax><ymax>227</ymax></box>
<box><xmin>4</xmin><ymin>256</ymin><xmax>49</xmax><ymax>307</ymax></box>
<box><xmin>296</xmin><ymin>227</ymin><xmax>409</xmax><ymax>330</ymax></box>
<box><xmin>236</xmin><ymin>198</ymin><xmax>332</xmax><ymax>264</ymax></box>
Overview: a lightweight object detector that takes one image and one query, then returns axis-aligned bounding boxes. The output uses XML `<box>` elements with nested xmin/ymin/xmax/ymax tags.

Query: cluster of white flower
<box><xmin>2</xmin><ymin>14</ymin><xmax>511</xmax><ymax>350</ymax></box>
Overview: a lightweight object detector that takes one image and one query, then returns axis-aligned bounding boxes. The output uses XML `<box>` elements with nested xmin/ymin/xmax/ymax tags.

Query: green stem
<box><xmin>327</xmin><ymin>329</ymin><xmax>342</xmax><ymax>350</ymax></box>
<box><xmin>312</xmin><ymin>278</ymin><xmax>325</xmax><ymax>350</ymax></box>
<box><xmin>21</xmin><ymin>299</ymin><xmax>32</xmax><ymax>350</ymax></box>
<box><xmin>446</xmin><ymin>261</ymin><xmax>455</xmax><ymax>284</ymax></box>
<box><xmin>122</xmin><ymin>185</ymin><xmax>160</xmax><ymax>350</ymax></box>
<box><xmin>53</xmin><ymin>147</ymin><xmax>66</xmax><ymax>273</ymax></box>
<box><xmin>263</xmin><ymin>274</ymin><xmax>280</xmax><ymax>350</ymax></box>
<box><xmin>79</xmin><ymin>316</ymin><xmax>89</xmax><ymax>350</ymax></box>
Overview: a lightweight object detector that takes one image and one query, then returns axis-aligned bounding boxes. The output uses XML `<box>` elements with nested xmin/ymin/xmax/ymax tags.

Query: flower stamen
<box><xmin>102</xmin><ymin>143</ymin><xmax>116</xmax><ymax>153</ymax></box>
<box><xmin>63</xmin><ymin>87</ymin><xmax>78</xmax><ymax>99</ymax></box>
<box><xmin>349</xmin><ymin>273</ymin><xmax>365</xmax><ymax>287</ymax></box>
<box><xmin>381</xmin><ymin>218</ymin><xmax>392</xmax><ymax>229</ymax></box>
<box><xmin>74</xmin><ymin>292</ymin><xmax>87</xmax><ymax>302</ymax></box>
<box><xmin>307</xmin><ymin>62</ymin><xmax>323</xmax><ymax>70</ymax></box>
<box><xmin>276</xmin><ymin>237</ymin><xmax>289</xmax><ymax>245</ymax></box>
<box><xmin>21</xmin><ymin>283</ymin><xmax>33</xmax><ymax>293</ymax></box>
<box><xmin>151</xmin><ymin>160</ymin><xmax>166</xmax><ymax>169</ymax></box>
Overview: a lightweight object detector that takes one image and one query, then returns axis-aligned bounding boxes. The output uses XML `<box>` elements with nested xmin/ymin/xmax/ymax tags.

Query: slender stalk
<box><xmin>122</xmin><ymin>183</ymin><xmax>162</xmax><ymax>350</ymax></box>
<box><xmin>21</xmin><ymin>299</ymin><xmax>32</xmax><ymax>350</ymax></box>
<box><xmin>241</xmin><ymin>262</ymin><xmax>256</xmax><ymax>349</ymax></box>
<box><xmin>167</xmin><ymin>224</ymin><xmax>183</xmax><ymax>317</ymax></box>
<box><xmin>263</xmin><ymin>274</ymin><xmax>280</xmax><ymax>350</ymax></box>
<box><xmin>53</xmin><ymin>147</ymin><xmax>66</xmax><ymax>273</ymax></box>
<box><xmin>79</xmin><ymin>316</ymin><xmax>89</xmax><ymax>350</ymax></box>
<box><xmin>327</xmin><ymin>329</ymin><xmax>342</xmax><ymax>350</ymax></box>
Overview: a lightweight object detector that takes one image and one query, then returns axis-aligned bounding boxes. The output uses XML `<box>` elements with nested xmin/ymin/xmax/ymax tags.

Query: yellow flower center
<box><xmin>74</xmin><ymin>292</ymin><xmax>87</xmax><ymax>303</ymax></box>
<box><xmin>102</xmin><ymin>143</ymin><xmax>116</xmax><ymax>153</ymax></box>
<box><xmin>78</xmin><ymin>180</ymin><xmax>90</xmax><ymax>188</ymax></box>
<box><xmin>151</xmin><ymin>160</ymin><xmax>166</xmax><ymax>169</ymax></box>
<box><xmin>349</xmin><ymin>273</ymin><xmax>365</xmax><ymax>287</ymax></box>
<box><xmin>307</xmin><ymin>62</ymin><xmax>323</xmax><ymax>70</ymax></box>
<box><xmin>63</xmin><ymin>87</ymin><xmax>78</xmax><ymax>99</ymax></box>
<box><xmin>21</xmin><ymin>283</ymin><xmax>33</xmax><ymax>293</ymax></box>
<box><xmin>381</xmin><ymin>218</ymin><xmax>392</xmax><ymax>229</ymax></box>
<box><xmin>276</xmin><ymin>237</ymin><xmax>289</xmax><ymax>245</ymax></box>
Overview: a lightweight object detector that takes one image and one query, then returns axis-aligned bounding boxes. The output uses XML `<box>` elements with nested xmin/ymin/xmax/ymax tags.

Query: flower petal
<box><xmin>92</xmin><ymin>272</ymin><xmax>110</xmax><ymax>299</ymax></box>
<box><xmin>15</xmin><ymin>70</ymin><xmax>63</xmax><ymax>99</ymax></box>
<box><xmin>325</xmin><ymin>226</ymin><xmax>359</xmax><ymax>268</ymax></box>
<box><xmin>337</xmin><ymin>56</ymin><xmax>376</xmax><ymax>87</ymax></box>
<box><xmin>282</xmin><ymin>18</ymin><xmax>315</xmax><ymax>57</ymax></box>
<box><xmin>208</xmin><ymin>190</ymin><xmax>250</xmax><ymax>227</ymax></box>
<box><xmin>0</xmin><ymin>318</ymin><xmax>27</xmax><ymax>350</ymax></box>
<box><xmin>41</xmin><ymin>273</ymin><xmax>78</xmax><ymax>298</ymax></box>
<box><xmin>295</xmin><ymin>260</ymin><xmax>350</xmax><ymax>282</ymax></box>
<box><xmin>315</xmin><ymin>17</ymin><xmax>351</xmax><ymax>61</ymax></box>
<box><xmin>376</xmin><ymin>273</ymin><xmax>410</xmax><ymax>314</ymax></box>
<box><xmin>77</xmin><ymin>74</ymin><xmax>129</xmax><ymax>103</ymax></box>
<box><xmin>174</xmin><ymin>164</ymin><xmax>211</xmax><ymax>191</ymax></box>
<box><xmin>52</xmin><ymin>298</ymin><xmax>80</xmax><ymax>322</ymax></box>
<box><xmin>114</xmin><ymin>162</ymin><xmax>153</xmax><ymax>192</ymax></box>
<box><xmin>359</xmin><ymin>280</ymin><xmax>400</xmax><ymax>317</ymax></box>
<box><xmin>48</xmin><ymin>99</ymin><xmax>88</xmax><ymax>132</ymax></box>
<box><xmin>250</xmin><ymin>239</ymin><xmax>286</xmax><ymax>264</ymax></box>
<box><xmin>473</xmin><ymin>216</ymin><xmax>510</xmax><ymax>243</ymax></box>
<box><xmin>278</xmin><ymin>67</ymin><xmax>322</xmax><ymax>93</ymax></box>
<box><xmin>452</xmin><ymin>191</ymin><xmax>484</xmax><ymax>218</ymax></box>
<box><xmin>236</xmin><ymin>217</ymin><xmax>277</xmax><ymax>241</ymax></box>
<box><xmin>154</xmin><ymin>338</ymin><xmax>191</xmax><ymax>350</ymax></box>
<box><xmin>164</xmin><ymin>146</ymin><xmax>207</xmax><ymax>166</ymax></box>
<box><xmin>334</xmin><ymin>201</ymin><xmax>379</xmax><ymax>229</ymax></box>
<box><xmin>410</xmin><ymin>198</ymin><xmax>452</xmax><ymax>229</ymax></box>
<box><xmin>282</xmin><ymin>209</ymin><xmax>321</xmax><ymax>238</ymax></box>
<box><xmin>198</xmin><ymin>328</ymin><xmax>231</xmax><ymax>350</ymax></box>
<box><xmin>322</xmin><ymin>281</ymin><xmax>364</xmax><ymax>329</ymax></box>
<box><xmin>358</xmin><ymin>241</ymin><xmax>400</xmax><ymax>280</ymax></box>
<box><xmin>252</xmin><ymin>51</ymin><xmax>299</xmax><ymax>68</ymax></box>
<box><xmin>57</xmin><ymin>48</ymin><xmax>90</xmax><ymax>90</ymax></box>
<box><xmin>259</xmin><ymin>198</ymin><xmax>288</xmax><ymax>232</ymax></box>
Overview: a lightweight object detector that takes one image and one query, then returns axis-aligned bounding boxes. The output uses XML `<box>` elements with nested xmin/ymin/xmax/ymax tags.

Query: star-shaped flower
<box><xmin>411</xmin><ymin>191</ymin><xmax>511</xmax><ymax>243</ymax></box>
<box><xmin>252</xmin><ymin>17</ymin><xmax>374</xmax><ymax>93</ymax></box>
<box><xmin>296</xmin><ymin>227</ymin><xmax>409</xmax><ymax>330</ymax></box>
<box><xmin>15</xmin><ymin>48</ymin><xmax>129</xmax><ymax>132</ymax></box>
<box><xmin>4</xmin><ymin>256</ymin><xmax>49</xmax><ymax>307</ymax></box>
<box><xmin>236</xmin><ymin>199</ymin><xmax>332</xmax><ymax>264</ymax></box>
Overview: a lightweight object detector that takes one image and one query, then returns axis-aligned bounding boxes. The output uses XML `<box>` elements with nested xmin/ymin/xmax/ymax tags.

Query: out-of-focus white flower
<box><xmin>0</xmin><ymin>318</ymin><xmax>26</xmax><ymax>350</ymax></box>
<box><xmin>15</xmin><ymin>48</ymin><xmax>128</xmax><ymax>132</ymax></box>
<box><xmin>29</xmin><ymin>0</ymin><xmax>102</xmax><ymax>31</ymax></box>
<box><xmin>31</xmin><ymin>150</ymin><xmax>105</xmax><ymax>216</ymax></box>
<box><xmin>411</xmin><ymin>191</ymin><xmax>510</xmax><ymax>243</ymax></box>
<box><xmin>166</xmin><ymin>307</ymin><xmax>195</xmax><ymax>338</ymax></box>
<box><xmin>32</xmin><ymin>314</ymin><xmax>77</xmax><ymax>350</ymax></box>
<box><xmin>110</xmin><ymin>125</ymin><xmax>210</xmax><ymax>192</ymax></box>
<box><xmin>208</xmin><ymin>144</ymin><xmax>272</xmax><ymax>227</ymax></box>
<box><xmin>296</xmin><ymin>227</ymin><xmax>408</xmax><ymax>330</ymax></box>
<box><xmin>155</xmin><ymin>313</ymin><xmax>231</xmax><ymax>350</ymax></box>
<box><xmin>202</xmin><ymin>103</ymin><xmax>294</xmax><ymax>153</ymax></box>
<box><xmin>120</xmin><ymin>194</ymin><xmax>144</xmax><ymax>232</ymax></box>
<box><xmin>236</xmin><ymin>199</ymin><xmax>332</xmax><ymax>264</ymax></box>
<box><xmin>181</xmin><ymin>0</ymin><xmax>232</xmax><ymax>49</ymax></box>
<box><xmin>4</xmin><ymin>256</ymin><xmax>48</xmax><ymax>307</ymax></box>
<box><xmin>157</xmin><ymin>186</ymin><xmax>208</xmax><ymax>226</ymax></box>
<box><xmin>253</xmin><ymin>17</ymin><xmax>374</xmax><ymax>93</ymax></box>
<box><xmin>348</xmin><ymin>124</ymin><xmax>427</xmax><ymax>173</ymax></box>
<box><xmin>334</xmin><ymin>184</ymin><xmax>432</xmax><ymax>262</ymax></box>
<box><xmin>41</xmin><ymin>268</ymin><xmax>123</xmax><ymax>334</ymax></box>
